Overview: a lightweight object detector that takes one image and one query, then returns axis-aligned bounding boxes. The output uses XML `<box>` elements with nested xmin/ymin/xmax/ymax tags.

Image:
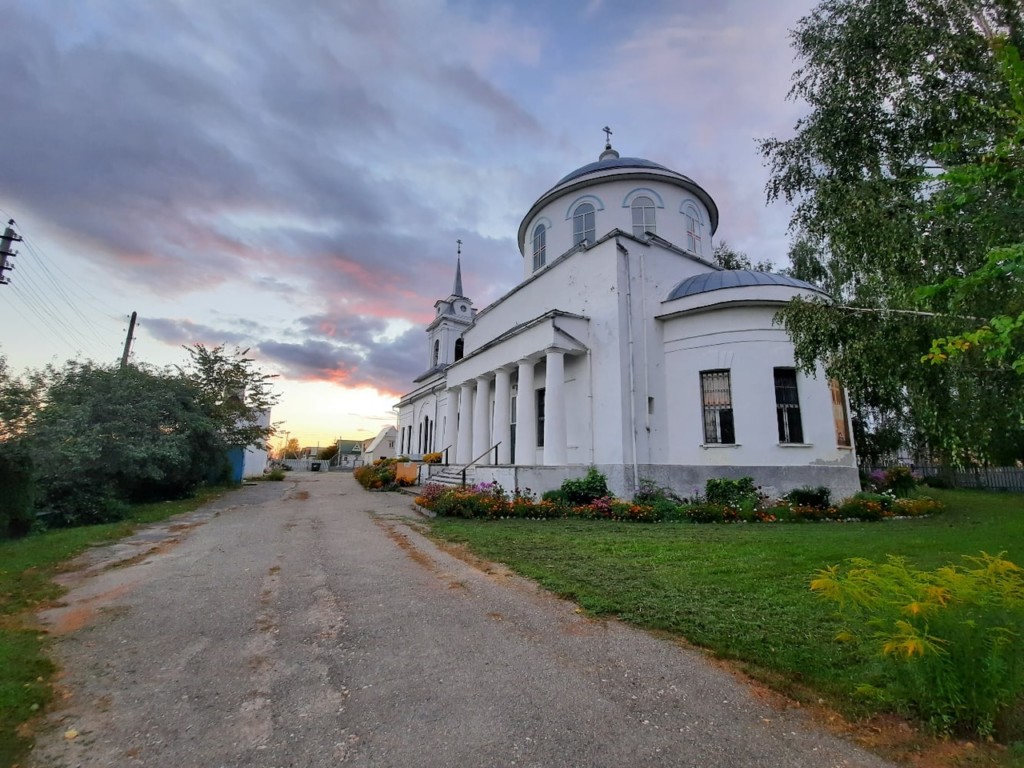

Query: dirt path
<box><xmin>29</xmin><ymin>472</ymin><xmax>893</xmax><ymax>767</ymax></box>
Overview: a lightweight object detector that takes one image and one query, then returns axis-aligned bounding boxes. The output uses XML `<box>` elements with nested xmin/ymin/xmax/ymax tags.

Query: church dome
<box><xmin>555</xmin><ymin>156</ymin><xmax>675</xmax><ymax>186</ymax></box>
<box><xmin>666</xmin><ymin>270</ymin><xmax>826</xmax><ymax>301</ymax></box>
<box><xmin>518</xmin><ymin>143</ymin><xmax>720</xmax><ymax>258</ymax></box>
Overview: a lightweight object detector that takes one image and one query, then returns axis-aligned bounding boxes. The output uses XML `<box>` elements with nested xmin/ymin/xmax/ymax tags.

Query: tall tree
<box><xmin>179</xmin><ymin>344</ymin><xmax>278</xmax><ymax>450</ymax></box>
<box><xmin>760</xmin><ymin>0</ymin><xmax>1024</xmax><ymax>464</ymax></box>
<box><xmin>922</xmin><ymin>35</ymin><xmax>1024</xmax><ymax>376</ymax></box>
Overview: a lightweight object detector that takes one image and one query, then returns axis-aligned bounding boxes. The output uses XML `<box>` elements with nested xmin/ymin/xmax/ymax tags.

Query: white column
<box><xmin>456</xmin><ymin>382</ymin><xmax>473</xmax><ymax>464</ymax></box>
<box><xmin>543</xmin><ymin>349</ymin><xmax>567</xmax><ymax>465</ymax></box>
<box><xmin>493</xmin><ymin>367</ymin><xmax>512</xmax><ymax>464</ymax></box>
<box><xmin>472</xmin><ymin>375</ymin><xmax>492</xmax><ymax>463</ymax></box>
<box><xmin>443</xmin><ymin>388</ymin><xmax>459</xmax><ymax>463</ymax></box>
<box><xmin>515</xmin><ymin>359</ymin><xmax>536</xmax><ymax>466</ymax></box>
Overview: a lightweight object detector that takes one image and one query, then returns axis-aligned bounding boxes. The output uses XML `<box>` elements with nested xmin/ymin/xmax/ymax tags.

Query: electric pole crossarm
<box><xmin>0</xmin><ymin>219</ymin><xmax>22</xmax><ymax>286</ymax></box>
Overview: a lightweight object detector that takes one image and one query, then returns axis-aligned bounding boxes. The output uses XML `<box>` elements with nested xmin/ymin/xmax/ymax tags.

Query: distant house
<box><xmin>336</xmin><ymin>439</ymin><xmax>364</xmax><ymax>468</ymax></box>
<box><xmin>362</xmin><ymin>426</ymin><xmax>398</xmax><ymax>464</ymax></box>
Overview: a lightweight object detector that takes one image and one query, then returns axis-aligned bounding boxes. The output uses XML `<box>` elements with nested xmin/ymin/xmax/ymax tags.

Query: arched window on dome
<box><xmin>573</xmin><ymin>202</ymin><xmax>595</xmax><ymax>246</ymax></box>
<box><xmin>682</xmin><ymin>203</ymin><xmax>704</xmax><ymax>256</ymax></box>
<box><xmin>631</xmin><ymin>196</ymin><xmax>656</xmax><ymax>238</ymax></box>
<box><xmin>532</xmin><ymin>224</ymin><xmax>547</xmax><ymax>271</ymax></box>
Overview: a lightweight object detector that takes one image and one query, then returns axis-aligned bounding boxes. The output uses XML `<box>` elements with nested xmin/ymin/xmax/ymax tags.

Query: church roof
<box><xmin>555</xmin><ymin>156</ymin><xmax>674</xmax><ymax>186</ymax></box>
<box><xmin>666</xmin><ymin>270</ymin><xmax>826</xmax><ymax>301</ymax></box>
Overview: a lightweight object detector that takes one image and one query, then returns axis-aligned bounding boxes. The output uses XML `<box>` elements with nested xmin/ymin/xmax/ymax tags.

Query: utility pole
<box><xmin>0</xmin><ymin>219</ymin><xmax>22</xmax><ymax>285</ymax></box>
<box><xmin>120</xmin><ymin>311</ymin><xmax>137</xmax><ymax>369</ymax></box>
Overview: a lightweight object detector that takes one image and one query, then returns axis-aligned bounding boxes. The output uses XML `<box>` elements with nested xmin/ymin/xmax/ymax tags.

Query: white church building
<box><xmin>395</xmin><ymin>141</ymin><xmax>860</xmax><ymax>500</ymax></box>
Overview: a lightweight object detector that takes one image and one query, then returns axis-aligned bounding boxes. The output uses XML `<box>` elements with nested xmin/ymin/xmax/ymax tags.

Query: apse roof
<box><xmin>666</xmin><ymin>270</ymin><xmax>826</xmax><ymax>301</ymax></box>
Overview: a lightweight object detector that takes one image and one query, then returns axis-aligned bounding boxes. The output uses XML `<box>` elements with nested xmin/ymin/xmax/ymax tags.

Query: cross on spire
<box><xmin>603</xmin><ymin>126</ymin><xmax>613</xmax><ymax>149</ymax></box>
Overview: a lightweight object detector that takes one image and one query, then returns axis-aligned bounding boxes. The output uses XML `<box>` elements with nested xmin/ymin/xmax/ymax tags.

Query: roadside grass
<box><xmin>0</xmin><ymin>486</ymin><xmax>229</xmax><ymax>767</ymax></box>
<box><xmin>427</xmin><ymin>488</ymin><xmax>1024</xmax><ymax>732</ymax></box>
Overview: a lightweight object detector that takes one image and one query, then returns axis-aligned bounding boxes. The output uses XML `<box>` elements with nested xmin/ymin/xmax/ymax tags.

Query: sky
<box><xmin>0</xmin><ymin>0</ymin><xmax>818</xmax><ymax>450</ymax></box>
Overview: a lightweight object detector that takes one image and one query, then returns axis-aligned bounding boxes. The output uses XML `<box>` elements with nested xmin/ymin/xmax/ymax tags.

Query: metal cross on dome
<box><xmin>603</xmin><ymin>126</ymin><xmax>613</xmax><ymax>147</ymax></box>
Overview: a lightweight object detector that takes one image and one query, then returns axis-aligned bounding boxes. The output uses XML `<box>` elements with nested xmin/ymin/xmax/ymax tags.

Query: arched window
<box><xmin>683</xmin><ymin>204</ymin><xmax>704</xmax><ymax>256</ymax></box>
<box><xmin>432</xmin><ymin>339</ymin><xmax>440</xmax><ymax>366</ymax></box>
<box><xmin>631</xmin><ymin>196</ymin><xmax>656</xmax><ymax>238</ymax></box>
<box><xmin>454</xmin><ymin>338</ymin><xmax>464</xmax><ymax>361</ymax></box>
<box><xmin>573</xmin><ymin>202</ymin><xmax>595</xmax><ymax>246</ymax></box>
<box><xmin>532</xmin><ymin>224</ymin><xmax>546</xmax><ymax>271</ymax></box>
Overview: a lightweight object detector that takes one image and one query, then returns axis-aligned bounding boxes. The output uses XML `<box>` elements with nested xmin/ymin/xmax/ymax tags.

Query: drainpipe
<box><xmin>639</xmin><ymin>251</ymin><xmax>652</xmax><ymax>438</ymax></box>
<box><xmin>617</xmin><ymin>239</ymin><xmax>640</xmax><ymax>495</ymax></box>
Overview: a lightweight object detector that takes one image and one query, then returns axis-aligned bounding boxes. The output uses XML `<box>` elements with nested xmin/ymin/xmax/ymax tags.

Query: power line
<box><xmin>0</xmin><ymin>216</ymin><xmax>122</xmax><ymax>362</ymax></box>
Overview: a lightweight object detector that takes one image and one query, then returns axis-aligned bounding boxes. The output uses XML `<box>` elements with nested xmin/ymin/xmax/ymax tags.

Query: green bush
<box><xmin>783</xmin><ymin>486</ymin><xmax>831</xmax><ymax>509</ymax></box>
<box><xmin>883</xmin><ymin>466</ymin><xmax>917</xmax><ymax>497</ymax></box>
<box><xmin>558</xmin><ymin>467</ymin><xmax>609</xmax><ymax>505</ymax></box>
<box><xmin>705</xmin><ymin>476</ymin><xmax>759</xmax><ymax>508</ymax></box>
<box><xmin>264</xmin><ymin>468</ymin><xmax>286</xmax><ymax>481</ymax></box>
<box><xmin>0</xmin><ymin>445</ymin><xmax>35</xmax><ymax>538</ymax></box>
<box><xmin>633</xmin><ymin>478</ymin><xmax>684</xmax><ymax>505</ymax></box>
<box><xmin>812</xmin><ymin>553</ymin><xmax>1024</xmax><ymax>738</ymax></box>
<box><xmin>685</xmin><ymin>503</ymin><xmax>737</xmax><ymax>523</ymax></box>
<box><xmin>836</xmin><ymin>496</ymin><xmax>888</xmax><ymax>522</ymax></box>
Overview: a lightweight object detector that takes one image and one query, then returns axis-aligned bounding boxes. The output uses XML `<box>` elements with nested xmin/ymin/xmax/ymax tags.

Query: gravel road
<box><xmin>29</xmin><ymin>471</ymin><xmax>893</xmax><ymax>768</ymax></box>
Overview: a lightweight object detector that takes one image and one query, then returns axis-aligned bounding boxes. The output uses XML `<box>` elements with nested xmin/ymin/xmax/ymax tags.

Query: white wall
<box><xmin>661</xmin><ymin>303</ymin><xmax>856</xmax><ymax>471</ymax></box>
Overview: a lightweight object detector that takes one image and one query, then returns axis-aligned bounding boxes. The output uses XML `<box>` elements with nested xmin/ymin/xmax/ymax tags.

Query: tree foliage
<box><xmin>711</xmin><ymin>241</ymin><xmax>775</xmax><ymax>272</ymax></box>
<box><xmin>0</xmin><ymin>345</ymin><xmax>278</xmax><ymax>531</ymax></box>
<box><xmin>761</xmin><ymin>0</ymin><xmax>1024</xmax><ymax>464</ymax></box>
<box><xmin>921</xmin><ymin>38</ymin><xmax>1024</xmax><ymax>375</ymax></box>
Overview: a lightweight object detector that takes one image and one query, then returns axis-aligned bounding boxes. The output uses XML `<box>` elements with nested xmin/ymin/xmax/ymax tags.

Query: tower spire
<box><xmin>453</xmin><ymin>239</ymin><xmax>464</xmax><ymax>297</ymax></box>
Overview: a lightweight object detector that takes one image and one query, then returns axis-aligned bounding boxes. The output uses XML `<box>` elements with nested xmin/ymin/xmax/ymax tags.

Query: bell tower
<box><xmin>425</xmin><ymin>241</ymin><xmax>474</xmax><ymax>371</ymax></box>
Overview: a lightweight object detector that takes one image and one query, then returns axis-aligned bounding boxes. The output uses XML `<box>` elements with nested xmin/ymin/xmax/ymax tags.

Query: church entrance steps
<box><xmin>423</xmin><ymin>466</ymin><xmax>476</xmax><ymax>488</ymax></box>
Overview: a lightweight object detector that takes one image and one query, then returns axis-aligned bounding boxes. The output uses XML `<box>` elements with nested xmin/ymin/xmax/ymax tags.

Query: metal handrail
<box><xmin>459</xmin><ymin>441</ymin><xmax>502</xmax><ymax>487</ymax></box>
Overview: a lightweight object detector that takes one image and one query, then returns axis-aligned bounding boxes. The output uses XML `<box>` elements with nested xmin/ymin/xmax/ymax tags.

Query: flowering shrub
<box><xmin>868</xmin><ymin>466</ymin><xmax>918</xmax><ymax>497</ymax></box>
<box><xmin>354</xmin><ymin>461</ymin><xmax>396</xmax><ymax>490</ymax></box>
<box><xmin>413</xmin><ymin>478</ymin><xmax>942</xmax><ymax>525</ymax></box>
<box><xmin>812</xmin><ymin>553</ymin><xmax>1024</xmax><ymax>738</ymax></box>
<box><xmin>413</xmin><ymin>482</ymin><xmax>447</xmax><ymax>507</ymax></box>
<box><xmin>836</xmin><ymin>496</ymin><xmax>889</xmax><ymax>521</ymax></box>
<box><xmin>422</xmin><ymin>452</ymin><xmax>443</xmax><ymax>464</ymax></box>
<box><xmin>891</xmin><ymin>496</ymin><xmax>944</xmax><ymax>517</ymax></box>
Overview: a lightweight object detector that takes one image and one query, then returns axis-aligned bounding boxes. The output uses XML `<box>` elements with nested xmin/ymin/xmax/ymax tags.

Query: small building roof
<box><xmin>666</xmin><ymin>270</ymin><xmax>826</xmax><ymax>301</ymax></box>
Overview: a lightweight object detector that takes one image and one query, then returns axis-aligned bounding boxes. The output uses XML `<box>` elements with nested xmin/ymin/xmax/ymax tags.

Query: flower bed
<box><xmin>413</xmin><ymin>476</ymin><xmax>945</xmax><ymax>524</ymax></box>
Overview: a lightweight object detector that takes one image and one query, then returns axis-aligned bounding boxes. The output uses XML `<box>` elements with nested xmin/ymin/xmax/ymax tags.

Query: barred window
<box><xmin>774</xmin><ymin>368</ymin><xmax>804</xmax><ymax>443</ymax></box>
<box><xmin>700</xmin><ymin>370</ymin><xmax>735</xmax><ymax>444</ymax></box>
<box><xmin>830</xmin><ymin>379</ymin><xmax>851</xmax><ymax>447</ymax></box>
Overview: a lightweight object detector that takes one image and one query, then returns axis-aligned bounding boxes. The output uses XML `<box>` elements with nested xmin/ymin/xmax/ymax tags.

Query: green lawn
<box><xmin>0</xmin><ymin>487</ymin><xmax>229</xmax><ymax>767</ymax></box>
<box><xmin>427</xmin><ymin>488</ymin><xmax>1024</xmax><ymax>716</ymax></box>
